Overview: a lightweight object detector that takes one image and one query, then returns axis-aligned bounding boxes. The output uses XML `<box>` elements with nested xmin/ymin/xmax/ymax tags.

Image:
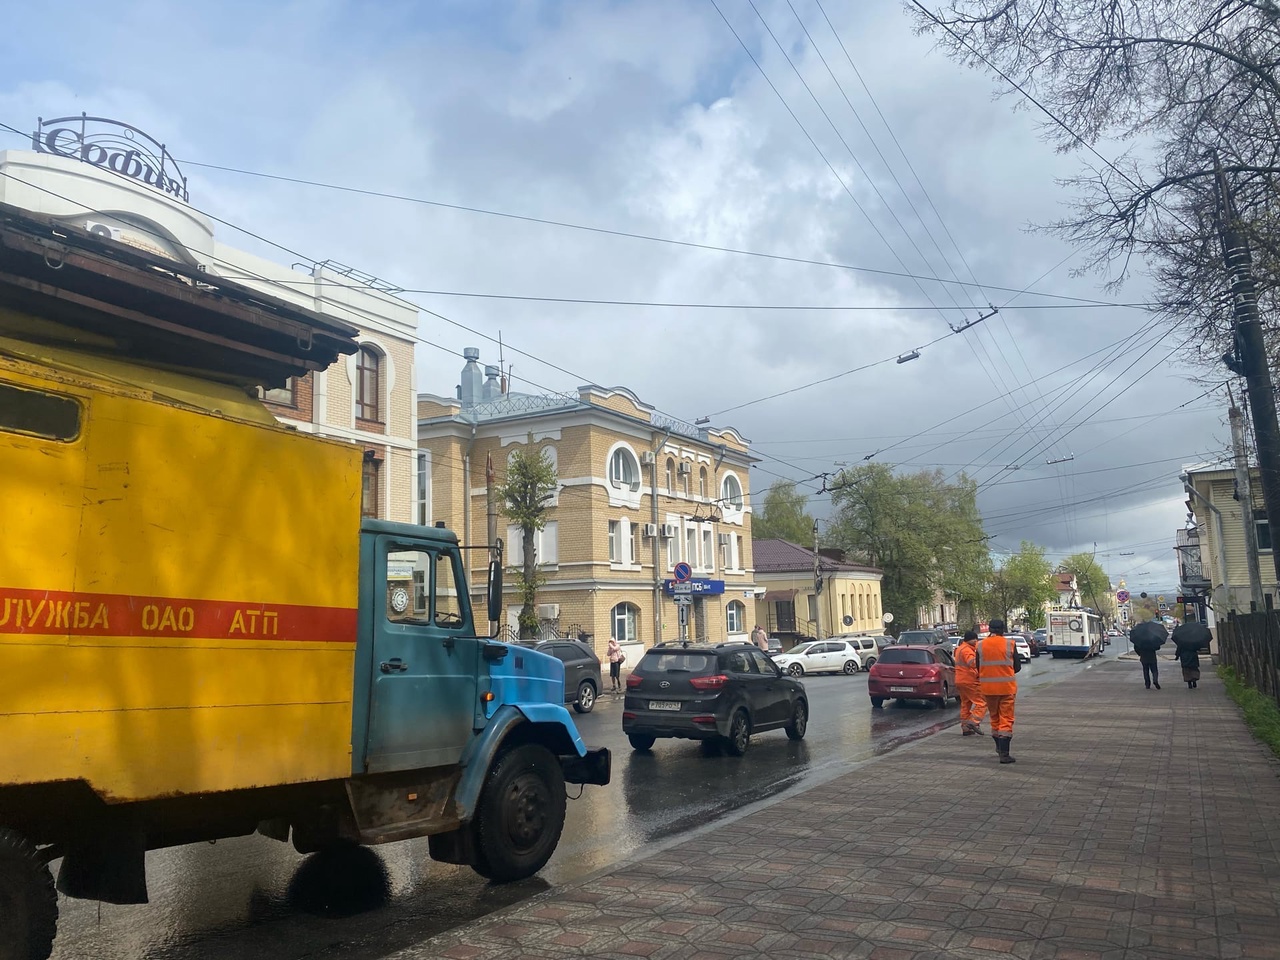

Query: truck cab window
<box><xmin>434</xmin><ymin>552</ymin><xmax>465</xmax><ymax>627</ymax></box>
<box><xmin>386</xmin><ymin>548</ymin><xmax>468</xmax><ymax>628</ymax></box>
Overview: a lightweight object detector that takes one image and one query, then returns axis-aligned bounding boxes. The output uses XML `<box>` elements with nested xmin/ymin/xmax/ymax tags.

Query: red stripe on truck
<box><xmin>0</xmin><ymin>587</ymin><xmax>357</xmax><ymax>643</ymax></box>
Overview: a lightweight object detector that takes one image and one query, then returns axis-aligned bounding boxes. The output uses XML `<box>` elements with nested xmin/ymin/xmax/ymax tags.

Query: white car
<box><xmin>771</xmin><ymin>640</ymin><xmax>863</xmax><ymax>677</ymax></box>
<box><xmin>1013</xmin><ymin>636</ymin><xmax>1031</xmax><ymax>663</ymax></box>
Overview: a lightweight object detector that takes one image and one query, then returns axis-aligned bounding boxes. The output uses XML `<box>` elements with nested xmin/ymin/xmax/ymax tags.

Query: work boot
<box><xmin>961</xmin><ymin>722</ymin><xmax>976</xmax><ymax>736</ymax></box>
<box><xmin>992</xmin><ymin>735</ymin><xmax>1002</xmax><ymax>759</ymax></box>
<box><xmin>999</xmin><ymin>737</ymin><xmax>1017</xmax><ymax>764</ymax></box>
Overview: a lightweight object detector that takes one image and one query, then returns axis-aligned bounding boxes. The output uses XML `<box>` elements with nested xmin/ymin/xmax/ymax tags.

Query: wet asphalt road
<box><xmin>51</xmin><ymin>645</ymin><xmax>1126</xmax><ymax>959</ymax></box>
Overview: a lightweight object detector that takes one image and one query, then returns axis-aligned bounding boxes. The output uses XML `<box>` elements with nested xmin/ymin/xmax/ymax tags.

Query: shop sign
<box><xmin>33</xmin><ymin>114</ymin><xmax>189</xmax><ymax>202</ymax></box>
<box><xmin>663</xmin><ymin>578</ymin><xmax>725</xmax><ymax>596</ymax></box>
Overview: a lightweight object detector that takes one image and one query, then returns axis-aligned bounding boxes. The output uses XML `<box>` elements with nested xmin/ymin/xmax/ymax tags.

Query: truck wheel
<box><xmin>471</xmin><ymin>744</ymin><xmax>566</xmax><ymax>883</ymax></box>
<box><xmin>0</xmin><ymin>828</ymin><xmax>58</xmax><ymax>960</ymax></box>
<box><xmin>572</xmin><ymin>681</ymin><xmax>596</xmax><ymax>714</ymax></box>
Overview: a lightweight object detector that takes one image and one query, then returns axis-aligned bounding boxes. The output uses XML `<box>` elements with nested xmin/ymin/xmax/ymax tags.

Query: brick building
<box><xmin>752</xmin><ymin>540</ymin><xmax>884</xmax><ymax>641</ymax></box>
<box><xmin>418</xmin><ymin>349</ymin><xmax>759</xmax><ymax>658</ymax></box>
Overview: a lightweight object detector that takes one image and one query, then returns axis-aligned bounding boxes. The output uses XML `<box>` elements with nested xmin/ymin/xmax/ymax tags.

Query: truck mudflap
<box><xmin>560</xmin><ymin>746</ymin><xmax>610</xmax><ymax>786</ymax></box>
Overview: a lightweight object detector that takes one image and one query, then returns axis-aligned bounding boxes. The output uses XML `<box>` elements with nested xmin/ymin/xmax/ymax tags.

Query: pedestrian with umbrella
<box><xmin>1130</xmin><ymin>617</ymin><xmax>1168</xmax><ymax>690</ymax></box>
<box><xmin>1171</xmin><ymin>618</ymin><xmax>1213</xmax><ymax>689</ymax></box>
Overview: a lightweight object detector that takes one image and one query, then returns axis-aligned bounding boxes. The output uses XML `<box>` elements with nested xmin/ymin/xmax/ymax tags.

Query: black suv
<box><xmin>534</xmin><ymin>639</ymin><xmax>603</xmax><ymax>714</ymax></box>
<box><xmin>622</xmin><ymin>642</ymin><xmax>808</xmax><ymax>755</ymax></box>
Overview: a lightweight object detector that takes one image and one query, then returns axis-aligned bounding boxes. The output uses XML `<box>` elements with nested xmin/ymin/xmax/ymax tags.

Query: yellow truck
<box><xmin>0</xmin><ymin>205</ymin><xmax>608</xmax><ymax>960</ymax></box>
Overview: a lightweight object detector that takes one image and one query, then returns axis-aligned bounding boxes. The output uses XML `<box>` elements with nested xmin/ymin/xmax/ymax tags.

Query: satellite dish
<box><xmin>882</xmin><ymin>612</ymin><xmax>894</xmax><ymax>624</ymax></box>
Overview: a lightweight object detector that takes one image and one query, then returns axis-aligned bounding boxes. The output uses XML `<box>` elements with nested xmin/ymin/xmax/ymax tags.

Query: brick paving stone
<box><xmin>391</xmin><ymin>665</ymin><xmax>1280</xmax><ymax>960</ymax></box>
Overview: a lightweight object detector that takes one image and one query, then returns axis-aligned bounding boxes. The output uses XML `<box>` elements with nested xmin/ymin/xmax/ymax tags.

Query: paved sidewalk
<box><xmin>399</xmin><ymin>660</ymin><xmax>1280</xmax><ymax>960</ymax></box>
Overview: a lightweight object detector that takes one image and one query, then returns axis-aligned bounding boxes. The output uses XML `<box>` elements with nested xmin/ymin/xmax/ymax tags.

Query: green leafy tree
<box><xmin>986</xmin><ymin>541</ymin><xmax>1056</xmax><ymax>628</ymax></box>
<box><xmin>499</xmin><ymin>437</ymin><xmax>557</xmax><ymax>639</ymax></box>
<box><xmin>751</xmin><ymin>480</ymin><xmax>816</xmax><ymax>544</ymax></box>
<box><xmin>827</xmin><ymin>465</ymin><xmax>989</xmax><ymax>630</ymax></box>
<box><xmin>1061</xmin><ymin>552</ymin><xmax>1116</xmax><ymax>620</ymax></box>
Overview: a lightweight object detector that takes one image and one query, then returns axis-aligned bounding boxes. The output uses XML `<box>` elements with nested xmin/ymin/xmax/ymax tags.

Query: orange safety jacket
<box><xmin>976</xmin><ymin>634</ymin><xmax>1018</xmax><ymax>695</ymax></box>
<box><xmin>953</xmin><ymin>642</ymin><xmax>980</xmax><ymax>686</ymax></box>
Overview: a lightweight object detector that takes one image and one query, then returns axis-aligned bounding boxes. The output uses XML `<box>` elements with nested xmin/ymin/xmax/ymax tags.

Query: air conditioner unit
<box><xmin>85</xmin><ymin>221</ymin><xmax>120</xmax><ymax>241</ymax></box>
<box><xmin>536</xmin><ymin>603</ymin><xmax>560</xmax><ymax>619</ymax></box>
<box><xmin>677</xmin><ymin>462</ymin><xmax>692</xmax><ymax>476</ymax></box>
<box><xmin>639</xmin><ymin>451</ymin><xmax>656</xmax><ymax>465</ymax></box>
<box><xmin>661</xmin><ymin>523</ymin><xmax>678</xmax><ymax>538</ymax></box>
<box><xmin>643</xmin><ymin>523</ymin><xmax>659</xmax><ymax>537</ymax></box>
<box><xmin>717</xmin><ymin>533</ymin><xmax>732</xmax><ymax>545</ymax></box>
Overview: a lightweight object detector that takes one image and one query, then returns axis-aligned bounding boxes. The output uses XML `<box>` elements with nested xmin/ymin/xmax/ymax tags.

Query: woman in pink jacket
<box><xmin>606</xmin><ymin>637</ymin><xmax>625</xmax><ymax>693</ymax></box>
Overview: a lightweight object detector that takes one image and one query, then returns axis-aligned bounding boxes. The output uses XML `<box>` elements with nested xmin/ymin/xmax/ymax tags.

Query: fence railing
<box><xmin>1218</xmin><ymin>611</ymin><xmax>1280</xmax><ymax>707</ymax></box>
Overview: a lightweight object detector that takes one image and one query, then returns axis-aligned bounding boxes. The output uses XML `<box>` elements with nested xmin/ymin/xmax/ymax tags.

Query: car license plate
<box><xmin>648</xmin><ymin>701</ymin><xmax>680</xmax><ymax>711</ymax></box>
<box><xmin>889</xmin><ymin>686</ymin><xmax>915</xmax><ymax>693</ymax></box>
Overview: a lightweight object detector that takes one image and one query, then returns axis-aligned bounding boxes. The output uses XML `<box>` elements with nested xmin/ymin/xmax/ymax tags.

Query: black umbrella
<box><xmin>1130</xmin><ymin>620</ymin><xmax>1168</xmax><ymax>654</ymax></box>
<box><xmin>1172</xmin><ymin>621</ymin><xmax>1212</xmax><ymax>655</ymax></box>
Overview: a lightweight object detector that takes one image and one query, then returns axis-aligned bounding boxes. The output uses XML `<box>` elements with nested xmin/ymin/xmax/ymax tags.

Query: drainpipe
<box><xmin>651</xmin><ymin>429</ymin><xmax>673</xmax><ymax>645</ymax></box>
<box><xmin>1182</xmin><ymin>474</ymin><xmax>1230</xmax><ymax>610</ymax></box>
<box><xmin>464</xmin><ymin>422</ymin><xmax>478</xmax><ymax>605</ymax></box>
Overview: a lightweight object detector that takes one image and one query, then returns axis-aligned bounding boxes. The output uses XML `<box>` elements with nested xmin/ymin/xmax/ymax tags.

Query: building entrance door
<box><xmin>775</xmin><ymin>600</ymin><xmax>797</xmax><ymax>632</ymax></box>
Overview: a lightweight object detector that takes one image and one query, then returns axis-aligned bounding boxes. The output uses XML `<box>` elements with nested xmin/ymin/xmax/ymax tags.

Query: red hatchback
<box><xmin>868</xmin><ymin>645</ymin><xmax>957</xmax><ymax>709</ymax></box>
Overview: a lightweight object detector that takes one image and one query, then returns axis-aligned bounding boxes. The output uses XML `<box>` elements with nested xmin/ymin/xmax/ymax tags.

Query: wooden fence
<box><xmin>1217</xmin><ymin>611</ymin><xmax>1280</xmax><ymax>707</ymax></box>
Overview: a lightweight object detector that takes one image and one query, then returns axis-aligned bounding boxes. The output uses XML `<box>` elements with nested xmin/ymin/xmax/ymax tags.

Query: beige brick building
<box><xmin>752</xmin><ymin>540</ymin><xmax>884</xmax><ymax>641</ymax></box>
<box><xmin>418</xmin><ymin>350</ymin><xmax>759</xmax><ymax>659</ymax></box>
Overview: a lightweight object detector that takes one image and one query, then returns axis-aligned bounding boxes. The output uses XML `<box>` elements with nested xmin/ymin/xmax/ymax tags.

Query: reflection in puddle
<box><xmin>287</xmin><ymin>844</ymin><xmax>391</xmax><ymax>918</ymax></box>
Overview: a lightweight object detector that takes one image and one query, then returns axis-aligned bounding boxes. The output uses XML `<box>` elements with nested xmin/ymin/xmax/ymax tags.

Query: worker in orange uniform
<box><xmin>953</xmin><ymin>630</ymin><xmax>986</xmax><ymax>736</ymax></box>
<box><xmin>976</xmin><ymin>618</ymin><xmax>1022</xmax><ymax>763</ymax></box>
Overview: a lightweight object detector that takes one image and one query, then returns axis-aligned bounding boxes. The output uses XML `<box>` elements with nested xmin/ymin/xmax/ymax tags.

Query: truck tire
<box><xmin>471</xmin><ymin>744</ymin><xmax>566</xmax><ymax>883</ymax></box>
<box><xmin>0</xmin><ymin>828</ymin><xmax>57</xmax><ymax>960</ymax></box>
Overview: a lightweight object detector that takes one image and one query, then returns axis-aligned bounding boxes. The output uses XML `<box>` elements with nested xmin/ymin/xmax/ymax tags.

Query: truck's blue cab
<box><xmin>342</xmin><ymin>520</ymin><xmax>609</xmax><ymax>881</ymax></box>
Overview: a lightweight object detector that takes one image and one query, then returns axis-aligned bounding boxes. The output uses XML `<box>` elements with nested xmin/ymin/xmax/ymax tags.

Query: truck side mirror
<box><xmin>487</xmin><ymin>559</ymin><xmax>503</xmax><ymax>630</ymax></box>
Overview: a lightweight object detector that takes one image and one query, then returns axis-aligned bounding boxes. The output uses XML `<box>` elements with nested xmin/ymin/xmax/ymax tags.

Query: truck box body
<box><xmin>0</xmin><ymin>334</ymin><xmax>363</xmax><ymax>802</ymax></box>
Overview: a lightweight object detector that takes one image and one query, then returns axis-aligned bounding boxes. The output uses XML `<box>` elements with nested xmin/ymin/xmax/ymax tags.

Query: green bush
<box><xmin>1219</xmin><ymin>666</ymin><xmax>1280</xmax><ymax>759</ymax></box>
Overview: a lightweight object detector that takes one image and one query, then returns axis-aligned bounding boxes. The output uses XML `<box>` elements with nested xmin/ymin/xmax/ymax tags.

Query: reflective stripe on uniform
<box><xmin>976</xmin><ymin>636</ymin><xmax>1017</xmax><ymax>694</ymax></box>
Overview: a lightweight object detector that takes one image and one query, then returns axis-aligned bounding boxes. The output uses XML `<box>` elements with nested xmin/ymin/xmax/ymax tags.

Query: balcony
<box><xmin>1176</xmin><ymin>528</ymin><xmax>1211</xmax><ymax>590</ymax></box>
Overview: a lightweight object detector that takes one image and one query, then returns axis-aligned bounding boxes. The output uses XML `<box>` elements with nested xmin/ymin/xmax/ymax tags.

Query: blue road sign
<box><xmin>673</xmin><ymin>561</ymin><xmax>693</xmax><ymax>582</ymax></box>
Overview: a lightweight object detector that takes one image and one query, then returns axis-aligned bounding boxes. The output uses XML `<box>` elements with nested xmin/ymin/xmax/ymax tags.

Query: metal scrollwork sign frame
<box><xmin>32</xmin><ymin>113</ymin><xmax>189</xmax><ymax>203</ymax></box>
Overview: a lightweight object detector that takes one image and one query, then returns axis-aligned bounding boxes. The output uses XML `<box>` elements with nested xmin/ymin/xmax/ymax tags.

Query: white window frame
<box><xmin>609</xmin><ymin>447</ymin><xmax>641</xmax><ymax>492</ymax></box>
<box><xmin>727</xmin><ymin>600</ymin><xmax>745</xmax><ymax>634</ymax></box>
<box><xmin>608</xmin><ymin>520</ymin><xmax>621</xmax><ymax>562</ymax></box>
<box><xmin>721</xmin><ymin>472</ymin><xmax>744</xmax><ymax>510</ymax></box>
<box><xmin>611</xmin><ymin>602</ymin><xmax>639</xmax><ymax>643</ymax></box>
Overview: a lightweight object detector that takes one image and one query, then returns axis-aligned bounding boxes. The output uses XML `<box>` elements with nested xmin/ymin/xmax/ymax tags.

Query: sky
<box><xmin>0</xmin><ymin>0</ymin><xmax>1230</xmax><ymax>595</ymax></box>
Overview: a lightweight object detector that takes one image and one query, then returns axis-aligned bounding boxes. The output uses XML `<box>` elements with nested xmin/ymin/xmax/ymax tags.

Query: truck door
<box><xmin>365</xmin><ymin>539</ymin><xmax>482</xmax><ymax>773</ymax></box>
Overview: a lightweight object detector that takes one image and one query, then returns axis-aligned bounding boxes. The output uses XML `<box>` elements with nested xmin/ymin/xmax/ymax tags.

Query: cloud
<box><xmin>0</xmin><ymin>0</ymin><xmax>1228</xmax><ymax>588</ymax></box>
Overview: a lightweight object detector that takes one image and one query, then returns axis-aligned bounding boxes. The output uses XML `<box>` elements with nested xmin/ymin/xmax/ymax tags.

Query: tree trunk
<box><xmin>519</xmin><ymin>524</ymin><xmax>538</xmax><ymax>639</ymax></box>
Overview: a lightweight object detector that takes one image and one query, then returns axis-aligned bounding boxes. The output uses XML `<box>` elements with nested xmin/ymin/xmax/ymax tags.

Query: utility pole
<box><xmin>1229</xmin><ymin>397</ymin><xmax>1266</xmax><ymax>610</ymax></box>
<box><xmin>812</xmin><ymin>519</ymin><xmax>823</xmax><ymax>640</ymax></box>
<box><xmin>1216</xmin><ymin>162</ymin><xmax>1280</xmax><ymax>585</ymax></box>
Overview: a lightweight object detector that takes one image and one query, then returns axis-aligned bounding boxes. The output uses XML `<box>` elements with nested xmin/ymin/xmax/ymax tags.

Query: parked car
<box><xmin>867</xmin><ymin>645</ymin><xmax>957</xmax><ymax>709</ymax></box>
<box><xmin>895</xmin><ymin>628</ymin><xmax>947</xmax><ymax>646</ymax></box>
<box><xmin>1013</xmin><ymin>635</ymin><xmax>1032</xmax><ymax>663</ymax></box>
<box><xmin>1033</xmin><ymin>628</ymin><xmax>1048</xmax><ymax>656</ymax></box>
<box><xmin>847</xmin><ymin>635</ymin><xmax>882</xmax><ymax>667</ymax></box>
<box><xmin>766</xmin><ymin>636</ymin><xmax>784</xmax><ymax>656</ymax></box>
<box><xmin>623</xmin><ymin>643</ymin><xmax>808</xmax><ymax>755</ymax></box>
<box><xmin>534</xmin><ymin>639</ymin><xmax>603</xmax><ymax>714</ymax></box>
<box><xmin>771</xmin><ymin>639</ymin><xmax>863</xmax><ymax>677</ymax></box>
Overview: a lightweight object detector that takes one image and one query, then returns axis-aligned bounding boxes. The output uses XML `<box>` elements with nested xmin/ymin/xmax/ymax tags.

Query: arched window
<box><xmin>356</xmin><ymin>346</ymin><xmax>382</xmax><ymax>422</ymax></box>
<box><xmin>611</xmin><ymin>602</ymin><xmax>640</xmax><ymax>643</ymax></box>
<box><xmin>609</xmin><ymin>447</ymin><xmax>641</xmax><ymax>492</ymax></box>
<box><xmin>858</xmin><ymin>592</ymin><xmax>865</xmax><ymax>620</ymax></box>
<box><xmin>665</xmin><ymin>458</ymin><xmax>675</xmax><ymax>494</ymax></box>
<box><xmin>698</xmin><ymin>466</ymin><xmax>708</xmax><ymax>499</ymax></box>
<box><xmin>721</xmin><ymin>473</ymin><xmax>744</xmax><ymax>509</ymax></box>
<box><xmin>727</xmin><ymin>600</ymin><xmax>746</xmax><ymax>634</ymax></box>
